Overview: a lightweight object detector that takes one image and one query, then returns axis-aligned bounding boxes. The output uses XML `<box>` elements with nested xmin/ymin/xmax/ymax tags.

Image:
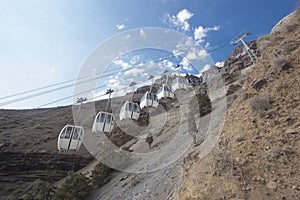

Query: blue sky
<box><xmin>0</xmin><ymin>0</ymin><xmax>298</xmax><ymax>109</ymax></box>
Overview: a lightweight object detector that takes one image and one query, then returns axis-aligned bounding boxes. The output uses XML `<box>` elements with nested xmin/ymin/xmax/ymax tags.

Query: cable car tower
<box><xmin>231</xmin><ymin>32</ymin><xmax>257</xmax><ymax>64</ymax></box>
<box><xmin>92</xmin><ymin>89</ymin><xmax>115</xmax><ymax>135</ymax></box>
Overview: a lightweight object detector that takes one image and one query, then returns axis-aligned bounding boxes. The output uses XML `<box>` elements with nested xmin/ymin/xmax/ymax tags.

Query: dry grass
<box><xmin>270</xmin><ymin>53</ymin><xmax>291</xmax><ymax>73</ymax></box>
<box><xmin>249</xmin><ymin>97</ymin><xmax>272</xmax><ymax>114</ymax></box>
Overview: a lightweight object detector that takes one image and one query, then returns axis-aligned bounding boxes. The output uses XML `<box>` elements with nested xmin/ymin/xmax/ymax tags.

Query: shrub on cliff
<box><xmin>54</xmin><ymin>171</ymin><xmax>92</xmax><ymax>200</ymax></box>
<box><xmin>91</xmin><ymin>163</ymin><xmax>113</xmax><ymax>187</ymax></box>
<box><xmin>196</xmin><ymin>92</ymin><xmax>212</xmax><ymax>117</ymax></box>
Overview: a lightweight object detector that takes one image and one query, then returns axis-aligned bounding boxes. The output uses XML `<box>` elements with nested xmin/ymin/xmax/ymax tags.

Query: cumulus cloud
<box><xmin>116</xmin><ymin>24</ymin><xmax>126</xmax><ymax>30</ymax></box>
<box><xmin>129</xmin><ymin>55</ymin><xmax>142</xmax><ymax>65</ymax></box>
<box><xmin>87</xmin><ymin>89</ymin><xmax>108</xmax><ymax>102</ymax></box>
<box><xmin>165</xmin><ymin>60</ymin><xmax>176</xmax><ymax>71</ymax></box>
<box><xmin>186</xmin><ymin>50</ymin><xmax>197</xmax><ymax>60</ymax></box>
<box><xmin>198</xmin><ymin>49</ymin><xmax>208</xmax><ymax>59</ymax></box>
<box><xmin>194</xmin><ymin>25</ymin><xmax>220</xmax><ymax>42</ymax></box>
<box><xmin>107</xmin><ymin>78</ymin><xmax>118</xmax><ymax>85</ymax></box>
<box><xmin>172</xmin><ymin>37</ymin><xmax>209</xmax><ymax>62</ymax></box>
<box><xmin>164</xmin><ymin>9</ymin><xmax>194</xmax><ymax>31</ymax></box>
<box><xmin>180</xmin><ymin>57</ymin><xmax>192</xmax><ymax>71</ymax></box>
<box><xmin>158</xmin><ymin>60</ymin><xmax>177</xmax><ymax>72</ymax></box>
<box><xmin>113</xmin><ymin>59</ymin><xmax>130</xmax><ymax>70</ymax></box>
<box><xmin>215</xmin><ymin>61</ymin><xmax>225</xmax><ymax>68</ymax></box>
<box><xmin>125</xmin><ymin>68</ymin><xmax>145</xmax><ymax>76</ymax></box>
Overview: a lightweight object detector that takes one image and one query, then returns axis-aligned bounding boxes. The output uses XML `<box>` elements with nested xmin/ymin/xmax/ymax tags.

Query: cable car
<box><xmin>156</xmin><ymin>84</ymin><xmax>175</xmax><ymax>100</ymax></box>
<box><xmin>140</xmin><ymin>91</ymin><xmax>159</xmax><ymax>109</ymax></box>
<box><xmin>92</xmin><ymin>111</ymin><xmax>114</xmax><ymax>134</ymax></box>
<box><xmin>57</xmin><ymin>125</ymin><xmax>84</xmax><ymax>151</ymax></box>
<box><xmin>119</xmin><ymin>101</ymin><xmax>140</xmax><ymax>121</ymax></box>
<box><xmin>171</xmin><ymin>76</ymin><xmax>191</xmax><ymax>91</ymax></box>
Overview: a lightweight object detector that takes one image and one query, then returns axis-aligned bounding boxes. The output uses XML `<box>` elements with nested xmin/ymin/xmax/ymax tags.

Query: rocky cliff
<box><xmin>178</xmin><ymin>8</ymin><xmax>300</xmax><ymax>199</ymax></box>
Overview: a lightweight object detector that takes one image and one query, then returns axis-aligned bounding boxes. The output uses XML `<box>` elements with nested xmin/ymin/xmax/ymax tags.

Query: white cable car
<box><xmin>57</xmin><ymin>125</ymin><xmax>84</xmax><ymax>151</ymax></box>
<box><xmin>92</xmin><ymin>111</ymin><xmax>114</xmax><ymax>134</ymax></box>
<box><xmin>92</xmin><ymin>89</ymin><xmax>115</xmax><ymax>135</ymax></box>
<box><xmin>140</xmin><ymin>91</ymin><xmax>159</xmax><ymax>109</ymax></box>
<box><xmin>171</xmin><ymin>76</ymin><xmax>191</xmax><ymax>91</ymax></box>
<box><xmin>156</xmin><ymin>84</ymin><xmax>175</xmax><ymax>100</ymax></box>
<box><xmin>119</xmin><ymin>101</ymin><xmax>140</xmax><ymax>121</ymax></box>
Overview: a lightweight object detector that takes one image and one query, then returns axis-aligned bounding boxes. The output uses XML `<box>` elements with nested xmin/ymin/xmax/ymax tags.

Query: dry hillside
<box><xmin>178</xmin><ymin>9</ymin><xmax>300</xmax><ymax>200</ymax></box>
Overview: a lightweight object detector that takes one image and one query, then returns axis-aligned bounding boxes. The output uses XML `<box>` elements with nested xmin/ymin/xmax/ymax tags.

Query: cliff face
<box><xmin>178</xmin><ymin>8</ymin><xmax>300</xmax><ymax>199</ymax></box>
<box><xmin>224</xmin><ymin>40</ymin><xmax>258</xmax><ymax>73</ymax></box>
<box><xmin>0</xmin><ymin>106</ymin><xmax>95</xmax><ymax>199</ymax></box>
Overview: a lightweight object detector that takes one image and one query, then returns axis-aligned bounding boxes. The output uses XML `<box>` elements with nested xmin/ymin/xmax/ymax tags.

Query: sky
<box><xmin>0</xmin><ymin>0</ymin><xmax>298</xmax><ymax>109</ymax></box>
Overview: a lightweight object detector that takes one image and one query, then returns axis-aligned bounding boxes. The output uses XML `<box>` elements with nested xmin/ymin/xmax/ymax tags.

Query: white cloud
<box><xmin>172</xmin><ymin>37</ymin><xmax>209</xmax><ymax>61</ymax></box>
<box><xmin>103</xmin><ymin>79</ymin><xmax>128</xmax><ymax>98</ymax></box>
<box><xmin>166</xmin><ymin>61</ymin><xmax>175</xmax><ymax>70</ymax></box>
<box><xmin>180</xmin><ymin>57</ymin><xmax>192</xmax><ymax>71</ymax></box>
<box><xmin>194</xmin><ymin>25</ymin><xmax>220</xmax><ymax>42</ymax></box>
<box><xmin>107</xmin><ymin>78</ymin><xmax>118</xmax><ymax>85</ymax></box>
<box><xmin>125</xmin><ymin>68</ymin><xmax>145</xmax><ymax>76</ymax></box>
<box><xmin>198</xmin><ymin>49</ymin><xmax>208</xmax><ymax>59</ymax></box>
<box><xmin>113</xmin><ymin>59</ymin><xmax>130</xmax><ymax>70</ymax></box>
<box><xmin>116</xmin><ymin>24</ymin><xmax>126</xmax><ymax>30</ymax></box>
<box><xmin>180</xmin><ymin>57</ymin><xmax>188</xmax><ymax>69</ymax></box>
<box><xmin>130</xmin><ymin>55</ymin><xmax>142</xmax><ymax>65</ymax></box>
<box><xmin>158</xmin><ymin>60</ymin><xmax>176</xmax><ymax>72</ymax></box>
<box><xmin>215</xmin><ymin>61</ymin><xmax>224</xmax><ymax>68</ymax></box>
<box><xmin>164</xmin><ymin>9</ymin><xmax>194</xmax><ymax>31</ymax></box>
<box><xmin>87</xmin><ymin>89</ymin><xmax>108</xmax><ymax>102</ymax></box>
<box><xmin>186</xmin><ymin>50</ymin><xmax>197</xmax><ymax>60</ymax></box>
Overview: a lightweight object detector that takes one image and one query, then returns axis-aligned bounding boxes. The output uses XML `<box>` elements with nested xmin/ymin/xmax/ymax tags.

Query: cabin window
<box><xmin>128</xmin><ymin>102</ymin><xmax>133</xmax><ymax>111</ymax></box>
<box><xmin>141</xmin><ymin>94</ymin><xmax>145</xmax><ymax>101</ymax></box>
<box><xmin>157</xmin><ymin>87</ymin><xmax>162</xmax><ymax>93</ymax></box>
<box><xmin>72</xmin><ymin>129</ymin><xmax>79</xmax><ymax>139</ymax></box>
<box><xmin>105</xmin><ymin>114</ymin><xmax>111</xmax><ymax>123</ymax></box>
<box><xmin>64</xmin><ymin>127</ymin><xmax>73</xmax><ymax>139</ymax></box>
<box><xmin>134</xmin><ymin>104</ymin><xmax>139</xmax><ymax>112</ymax></box>
<box><xmin>98</xmin><ymin>113</ymin><xmax>106</xmax><ymax>123</ymax></box>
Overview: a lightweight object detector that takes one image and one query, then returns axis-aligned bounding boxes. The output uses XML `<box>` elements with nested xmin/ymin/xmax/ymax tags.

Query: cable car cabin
<box><xmin>92</xmin><ymin>112</ymin><xmax>114</xmax><ymax>134</ymax></box>
<box><xmin>140</xmin><ymin>91</ymin><xmax>159</xmax><ymax>110</ymax></box>
<box><xmin>119</xmin><ymin>101</ymin><xmax>140</xmax><ymax>121</ymax></box>
<box><xmin>156</xmin><ymin>84</ymin><xmax>175</xmax><ymax>100</ymax></box>
<box><xmin>57</xmin><ymin>125</ymin><xmax>84</xmax><ymax>151</ymax></box>
<box><xmin>171</xmin><ymin>77</ymin><xmax>191</xmax><ymax>91</ymax></box>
